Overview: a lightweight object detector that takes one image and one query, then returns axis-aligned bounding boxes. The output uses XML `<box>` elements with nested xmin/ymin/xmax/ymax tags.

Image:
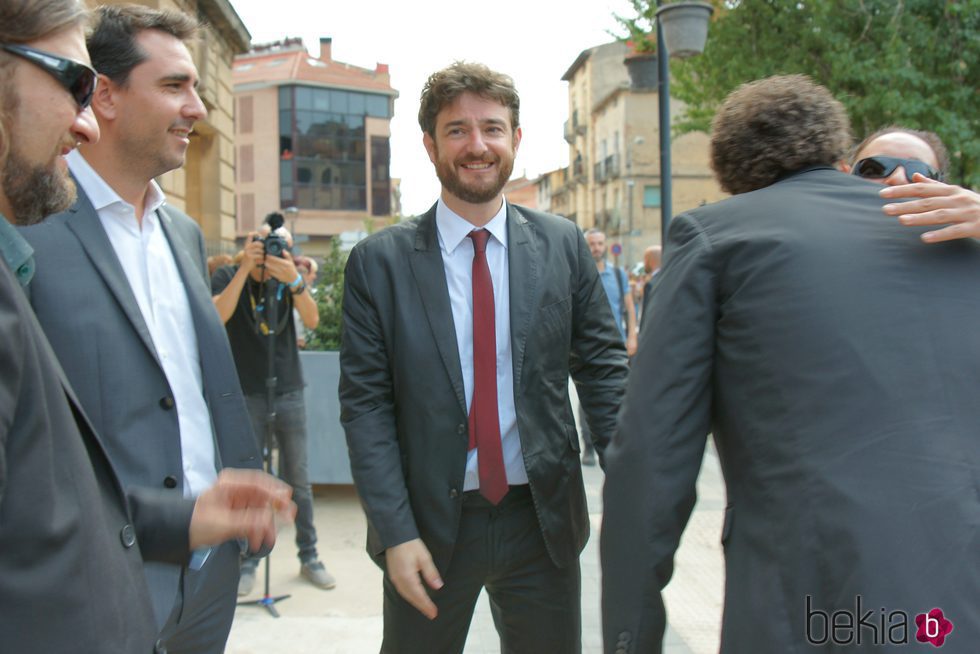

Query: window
<box><xmin>371</xmin><ymin>136</ymin><xmax>390</xmax><ymax>216</ymax></box>
<box><xmin>278</xmin><ymin>85</ymin><xmax>393</xmax><ymax>211</ymax></box>
<box><xmin>643</xmin><ymin>185</ymin><xmax>661</xmax><ymax>208</ymax></box>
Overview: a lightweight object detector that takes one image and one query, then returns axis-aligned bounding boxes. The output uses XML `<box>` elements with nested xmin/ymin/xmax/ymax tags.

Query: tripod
<box><xmin>238</xmin><ymin>272</ymin><xmax>291</xmax><ymax>617</ymax></box>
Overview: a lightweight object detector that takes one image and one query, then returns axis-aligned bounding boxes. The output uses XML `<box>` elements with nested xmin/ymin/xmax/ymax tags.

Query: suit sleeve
<box><xmin>338</xmin><ymin>245</ymin><xmax>419</xmax><ymax>552</ymax></box>
<box><xmin>600</xmin><ymin>212</ymin><xmax>717</xmax><ymax>653</ymax></box>
<box><xmin>127</xmin><ymin>486</ymin><xmax>195</xmax><ymax>565</ymax></box>
<box><xmin>0</xmin><ymin>275</ymin><xmax>24</xmax><ymax>509</ymax></box>
<box><xmin>568</xmin><ymin>229</ymin><xmax>629</xmax><ymax>462</ymax></box>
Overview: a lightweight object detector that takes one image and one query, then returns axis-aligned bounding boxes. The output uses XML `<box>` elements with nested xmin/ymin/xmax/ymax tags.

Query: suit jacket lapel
<box><xmin>156</xmin><ymin>207</ymin><xmax>228</xmax><ymax>464</ymax></box>
<box><xmin>64</xmin><ymin>188</ymin><xmax>162</xmax><ymax>368</ymax></box>
<box><xmin>409</xmin><ymin>205</ymin><xmax>467</xmax><ymax>414</ymax></box>
<box><xmin>507</xmin><ymin>205</ymin><xmax>539</xmax><ymax>394</ymax></box>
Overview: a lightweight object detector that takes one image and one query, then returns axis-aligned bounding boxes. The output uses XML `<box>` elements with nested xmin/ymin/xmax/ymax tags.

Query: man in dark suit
<box><xmin>19</xmin><ymin>6</ymin><xmax>259</xmax><ymax>653</ymax></box>
<box><xmin>0</xmin><ymin>2</ymin><xmax>292</xmax><ymax>651</ymax></box>
<box><xmin>340</xmin><ymin>62</ymin><xmax>629</xmax><ymax>653</ymax></box>
<box><xmin>601</xmin><ymin>75</ymin><xmax>980</xmax><ymax>653</ymax></box>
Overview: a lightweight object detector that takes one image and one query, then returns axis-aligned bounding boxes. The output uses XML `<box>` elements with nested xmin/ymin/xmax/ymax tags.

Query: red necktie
<box><xmin>468</xmin><ymin>229</ymin><xmax>508</xmax><ymax>505</ymax></box>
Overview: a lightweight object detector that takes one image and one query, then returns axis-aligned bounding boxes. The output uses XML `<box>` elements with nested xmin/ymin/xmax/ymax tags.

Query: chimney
<box><xmin>318</xmin><ymin>37</ymin><xmax>332</xmax><ymax>62</ymax></box>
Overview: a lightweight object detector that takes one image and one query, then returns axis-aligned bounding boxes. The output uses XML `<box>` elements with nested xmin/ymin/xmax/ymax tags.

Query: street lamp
<box><xmin>653</xmin><ymin>0</ymin><xmax>713</xmax><ymax>246</ymax></box>
<box><xmin>625</xmin><ymin>135</ymin><xmax>645</xmax><ymax>268</ymax></box>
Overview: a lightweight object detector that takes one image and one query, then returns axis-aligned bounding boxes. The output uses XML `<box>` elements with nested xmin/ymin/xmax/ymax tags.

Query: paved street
<box><xmin>226</xmin><ymin>443</ymin><xmax>725</xmax><ymax>653</ymax></box>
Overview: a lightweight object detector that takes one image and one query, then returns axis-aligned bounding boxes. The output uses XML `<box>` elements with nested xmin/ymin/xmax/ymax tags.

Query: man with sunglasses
<box><xmin>0</xmin><ymin>2</ymin><xmax>295</xmax><ymax>652</ymax></box>
<box><xmin>845</xmin><ymin>126</ymin><xmax>980</xmax><ymax>243</ymax></box>
<box><xmin>19</xmin><ymin>5</ymin><xmax>260</xmax><ymax>653</ymax></box>
<box><xmin>601</xmin><ymin>75</ymin><xmax>980</xmax><ymax>652</ymax></box>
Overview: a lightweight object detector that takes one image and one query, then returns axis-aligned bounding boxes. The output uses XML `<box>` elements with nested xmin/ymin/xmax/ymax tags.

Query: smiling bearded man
<box><xmin>340</xmin><ymin>61</ymin><xmax>629</xmax><ymax>654</ymax></box>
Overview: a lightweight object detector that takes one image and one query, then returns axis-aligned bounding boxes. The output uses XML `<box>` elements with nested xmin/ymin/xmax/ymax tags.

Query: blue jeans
<box><xmin>242</xmin><ymin>390</ymin><xmax>318</xmax><ymax>567</ymax></box>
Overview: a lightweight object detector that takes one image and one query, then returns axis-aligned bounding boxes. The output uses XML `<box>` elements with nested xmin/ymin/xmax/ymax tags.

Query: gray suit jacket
<box><xmin>340</xmin><ymin>203</ymin><xmax>629</xmax><ymax>574</ymax></box>
<box><xmin>19</xmin><ymin>190</ymin><xmax>259</xmax><ymax>625</ymax></box>
<box><xmin>0</xmin><ymin>233</ymin><xmax>194</xmax><ymax>653</ymax></box>
<box><xmin>601</xmin><ymin>168</ymin><xmax>980</xmax><ymax>653</ymax></box>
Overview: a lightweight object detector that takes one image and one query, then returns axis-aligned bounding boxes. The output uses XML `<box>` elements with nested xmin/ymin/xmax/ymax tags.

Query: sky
<box><xmin>229</xmin><ymin>0</ymin><xmax>635</xmax><ymax>216</ymax></box>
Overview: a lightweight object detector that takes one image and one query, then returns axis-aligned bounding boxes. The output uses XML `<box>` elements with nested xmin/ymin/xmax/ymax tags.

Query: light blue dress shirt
<box><xmin>435</xmin><ymin>199</ymin><xmax>528</xmax><ymax>491</ymax></box>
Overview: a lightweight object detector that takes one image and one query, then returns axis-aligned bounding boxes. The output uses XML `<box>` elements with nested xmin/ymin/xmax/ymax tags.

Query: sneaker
<box><xmin>238</xmin><ymin>566</ymin><xmax>256</xmax><ymax>596</ymax></box>
<box><xmin>300</xmin><ymin>560</ymin><xmax>336</xmax><ymax>590</ymax></box>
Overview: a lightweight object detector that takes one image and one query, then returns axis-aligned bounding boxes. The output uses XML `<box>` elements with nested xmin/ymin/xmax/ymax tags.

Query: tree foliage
<box><xmin>624</xmin><ymin>0</ymin><xmax>979</xmax><ymax>188</ymax></box>
<box><xmin>304</xmin><ymin>243</ymin><xmax>347</xmax><ymax>351</ymax></box>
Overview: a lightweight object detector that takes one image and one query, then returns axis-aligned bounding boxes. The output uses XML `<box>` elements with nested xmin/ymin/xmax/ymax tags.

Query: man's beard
<box><xmin>435</xmin><ymin>150</ymin><xmax>514</xmax><ymax>205</ymax></box>
<box><xmin>2</xmin><ymin>146</ymin><xmax>76</xmax><ymax>225</ymax></box>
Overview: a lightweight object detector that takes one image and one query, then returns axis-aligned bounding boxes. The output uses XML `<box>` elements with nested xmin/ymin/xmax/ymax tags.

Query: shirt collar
<box><xmin>67</xmin><ymin>149</ymin><xmax>167</xmax><ymax>217</ymax></box>
<box><xmin>0</xmin><ymin>212</ymin><xmax>35</xmax><ymax>287</ymax></box>
<box><xmin>435</xmin><ymin>198</ymin><xmax>509</xmax><ymax>254</ymax></box>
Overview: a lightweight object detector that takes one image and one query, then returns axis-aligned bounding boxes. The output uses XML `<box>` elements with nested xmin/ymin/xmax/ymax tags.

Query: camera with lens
<box><xmin>256</xmin><ymin>212</ymin><xmax>289</xmax><ymax>257</ymax></box>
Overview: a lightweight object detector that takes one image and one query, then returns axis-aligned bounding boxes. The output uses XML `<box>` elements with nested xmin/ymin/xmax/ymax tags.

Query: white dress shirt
<box><xmin>68</xmin><ymin>151</ymin><xmax>218</xmax><ymax>497</ymax></box>
<box><xmin>436</xmin><ymin>198</ymin><xmax>528</xmax><ymax>490</ymax></box>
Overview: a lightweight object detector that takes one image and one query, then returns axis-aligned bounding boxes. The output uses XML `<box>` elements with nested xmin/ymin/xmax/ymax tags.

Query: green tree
<box><xmin>622</xmin><ymin>0</ymin><xmax>979</xmax><ymax>188</ymax></box>
<box><xmin>304</xmin><ymin>242</ymin><xmax>347</xmax><ymax>351</ymax></box>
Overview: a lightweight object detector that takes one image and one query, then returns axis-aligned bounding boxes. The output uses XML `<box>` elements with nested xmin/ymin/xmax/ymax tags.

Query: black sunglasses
<box><xmin>851</xmin><ymin>155</ymin><xmax>943</xmax><ymax>182</ymax></box>
<box><xmin>1</xmin><ymin>43</ymin><xmax>97</xmax><ymax>110</ymax></box>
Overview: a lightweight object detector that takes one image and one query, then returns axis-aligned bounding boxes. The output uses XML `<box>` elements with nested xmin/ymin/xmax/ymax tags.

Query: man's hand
<box><xmin>240</xmin><ymin>232</ymin><xmax>265</xmax><ymax>275</ymax></box>
<box><xmin>385</xmin><ymin>538</ymin><xmax>444</xmax><ymax>620</ymax></box>
<box><xmin>626</xmin><ymin>331</ymin><xmax>638</xmax><ymax>357</ymax></box>
<box><xmin>189</xmin><ymin>469</ymin><xmax>296</xmax><ymax>553</ymax></box>
<box><xmin>263</xmin><ymin>250</ymin><xmax>301</xmax><ymax>286</ymax></box>
<box><xmin>881</xmin><ymin>173</ymin><xmax>980</xmax><ymax>243</ymax></box>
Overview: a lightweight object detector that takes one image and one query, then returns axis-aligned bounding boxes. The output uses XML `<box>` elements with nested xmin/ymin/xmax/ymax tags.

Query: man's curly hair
<box><xmin>710</xmin><ymin>75</ymin><xmax>852</xmax><ymax>195</ymax></box>
<box><xmin>418</xmin><ymin>61</ymin><xmax>520</xmax><ymax>137</ymax></box>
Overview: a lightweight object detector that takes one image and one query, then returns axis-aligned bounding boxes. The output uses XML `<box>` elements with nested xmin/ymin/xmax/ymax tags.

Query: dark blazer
<box><xmin>340</xmin><ymin>203</ymin><xmax>629</xmax><ymax>574</ymax></box>
<box><xmin>0</xmin><ymin>249</ymin><xmax>194</xmax><ymax>653</ymax></box>
<box><xmin>19</xmin><ymin>190</ymin><xmax>259</xmax><ymax>625</ymax></box>
<box><xmin>601</xmin><ymin>168</ymin><xmax>980</xmax><ymax>653</ymax></box>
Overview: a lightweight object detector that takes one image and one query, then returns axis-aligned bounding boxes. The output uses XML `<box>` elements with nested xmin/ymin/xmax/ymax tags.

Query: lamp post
<box><xmin>625</xmin><ymin>135</ymin><xmax>645</xmax><ymax>268</ymax></box>
<box><xmin>653</xmin><ymin>0</ymin><xmax>713</xmax><ymax>247</ymax></box>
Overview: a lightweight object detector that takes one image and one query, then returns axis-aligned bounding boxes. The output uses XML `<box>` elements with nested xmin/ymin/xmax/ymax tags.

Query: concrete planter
<box><xmin>625</xmin><ymin>53</ymin><xmax>659</xmax><ymax>90</ymax></box>
<box><xmin>299</xmin><ymin>350</ymin><xmax>352</xmax><ymax>483</ymax></box>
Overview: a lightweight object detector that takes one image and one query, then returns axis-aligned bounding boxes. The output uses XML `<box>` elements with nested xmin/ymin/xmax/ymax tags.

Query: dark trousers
<box><xmin>242</xmin><ymin>390</ymin><xmax>318</xmax><ymax>567</ymax></box>
<box><xmin>157</xmin><ymin>541</ymin><xmax>240</xmax><ymax>654</ymax></box>
<box><xmin>381</xmin><ymin>485</ymin><xmax>581</xmax><ymax>654</ymax></box>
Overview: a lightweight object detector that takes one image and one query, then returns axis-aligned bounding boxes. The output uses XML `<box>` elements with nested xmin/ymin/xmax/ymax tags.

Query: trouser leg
<box><xmin>274</xmin><ymin>389</ymin><xmax>318</xmax><ymax>561</ymax></box>
<box><xmin>157</xmin><ymin>542</ymin><xmax>240</xmax><ymax>654</ymax></box>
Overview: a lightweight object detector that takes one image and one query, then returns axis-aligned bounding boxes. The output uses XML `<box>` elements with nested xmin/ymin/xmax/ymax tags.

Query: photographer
<box><xmin>212</xmin><ymin>215</ymin><xmax>335</xmax><ymax>594</ymax></box>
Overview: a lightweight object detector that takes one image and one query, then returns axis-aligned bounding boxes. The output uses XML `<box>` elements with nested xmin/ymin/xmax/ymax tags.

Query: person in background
<box><xmin>579</xmin><ymin>227</ymin><xmax>636</xmax><ymax>465</ymax></box>
<box><xmin>636</xmin><ymin>244</ymin><xmax>662</xmax><ymax>323</ymax></box>
<box><xmin>293</xmin><ymin>255</ymin><xmax>318</xmax><ymax>349</ymax></box>
<box><xmin>207</xmin><ymin>253</ymin><xmax>233</xmax><ymax>279</ymax></box>
<box><xmin>211</xmin><ymin>219</ymin><xmax>335</xmax><ymax>595</ymax></box>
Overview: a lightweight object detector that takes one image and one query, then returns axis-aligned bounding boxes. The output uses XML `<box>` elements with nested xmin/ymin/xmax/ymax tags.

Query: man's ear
<box><xmin>90</xmin><ymin>73</ymin><xmax>118</xmax><ymax>121</ymax></box>
<box><xmin>513</xmin><ymin>126</ymin><xmax>523</xmax><ymax>153</ymax></box>
<box><xmin>422</xmin><ymin>132</ymin><xmax>437</xmax><ymax>165</ymax></box>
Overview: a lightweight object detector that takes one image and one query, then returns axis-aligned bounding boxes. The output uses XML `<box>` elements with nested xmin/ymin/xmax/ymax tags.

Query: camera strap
<box><xmin>248</xmin><ymin>278</ymin><xmax>291</xmax><ymax>336</ymax></box>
